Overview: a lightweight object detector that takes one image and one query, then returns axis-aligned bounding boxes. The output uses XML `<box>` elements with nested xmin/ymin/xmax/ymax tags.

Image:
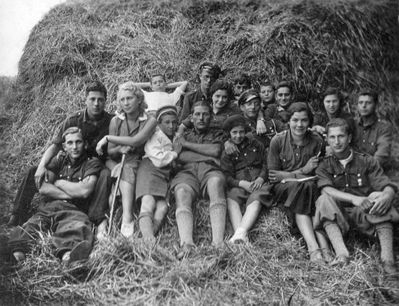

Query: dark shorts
<box><xmin>227</xmin><ymin>184</ymin><xmax>273</xmax><ymax>208</ymax></box>
<box><xmin>314</xmin><ymin>193</ymin><xmax>399</xmax><ymax>236</ymax></box>
<box><xmin>136</xmin><ymin>158</ymin><xmax>171</xmax><ymax>200</ymax></box>
<box><xmin>171</xmin><ymin>162</ymin><xmax>225</xmax><ymax>198</ymax></box>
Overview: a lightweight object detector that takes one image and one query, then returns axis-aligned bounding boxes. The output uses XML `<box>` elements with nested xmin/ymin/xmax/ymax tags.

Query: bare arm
<box><xmin>34</xmin><ymin>144</ymin><xmax>62</xmax><ymax>188</ymax></box>
<box><xmin>131</xmin><ymin>82</ymin><xmax>151</xmax><ymax>89</ymax></box>
<box><xmin>321</xmin><ymin>186</ymin><xmax>372</xmax><ymax>211</ymax></box>
<box><xmin>106</xmin><ymin>117</ymin><xmax>157</xmax><ymax>147</ymax></box>
<box><xmin>178</xmin><ymin>151</ymin><xmax>218</xmax><ymax>164</ymax></box>
<box><xmin>181</xmin><ymin>141</ymin><xmax>222</xmax><ymax>158</ymax></box>
<box><xmin>54</xmin><ymin>175</ymin><xmax>98</xmax><ymax>199</ymax></box>
<box><xmin>39</xmin><ymin>170</ymin><xmax>72</xmax><ymax>200</ymax></box>
<box><xmin>166</xmin><ymin>81</ymin><xmax>188</xmax><ymax>91</ymax></box>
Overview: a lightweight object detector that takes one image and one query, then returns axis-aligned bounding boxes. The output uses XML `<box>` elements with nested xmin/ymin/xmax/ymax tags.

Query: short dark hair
<box><xmin>276</xmin><ymin>80</ymin><xmax>292</xmax><ymax>93</ymax></box>
<box><xmin>326</xmin><ymin>118</ymin><xmax>351</xmax><ymax>136</ymax></box>
<box><xmin>62</xmin><ymin>127</ymin><xmax>84</xmax><ymax>143</ymax></box>
<box><xmin>287</xmin><ymin>102</ymin><xmax>314</xmax><ymax>126</ymax></box>
<box><xmin>86</xmin><ymin>81</ymin><xmax>107</xmax><ymax>99</ymax></box>
<box><xmin>260</xmin><ymin>82</ymin><xmax>275</xmax><ymax>90</ymax></box>
<box><xmin>209</xmin><ymin>80</ymin><xmax>234</xmax><ymax>102</ymax></box>
<box><xmin>198</xmin><ymin>61</ymin><xmax>222</xmax><ymax>79</ymax></box>
<box><xmin>150</xmin><ymin>73</ymin><xmax>166</xmax><ymax>84</ymax></box>
<box><xmin>233</xmin><ymin>73</ymin><xmax>251</xmax><ymax>87</ymax></box>
<box><xmin>321</xmin><ymin>87</ymin><xmax>343</xmax><ymax>110</ymax></box>
<box><xmin>238</xmin><ymin>89</ymin><xmax>261</xmax><ymax>106</ymax></box>
<box><xmin>358</xmin><ymin>89</ymin><xmax>378</xmax><ymax>104</ymax></box>
<box><xmin>191</xmin><ymin>100</ymin><xmax>211</xmax><ymax>114</ymax></box>
<box><xmin>223</xmin><ymin>114</ymin><xmax>250</xmax><ymax>133</ymax></box>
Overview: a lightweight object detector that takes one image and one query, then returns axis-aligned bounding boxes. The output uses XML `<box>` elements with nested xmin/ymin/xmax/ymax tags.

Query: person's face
<box><xmin>234</xmin><ymin>83</ymin><xmax>249</xmax><ymax>97</ymax></box>
<box><xmin>230</xmin><ymin>125</ymin><xmax>246</xmax><ymax>145</ymax></box>
<box><xmin>240</xmin><ymin>98</ymin><xmax>261</xmax><ymax>119</ymax></box>
<box><xmin>191</xmin><ymin>105</ymin><xmax>211</xmax><ymax>131</ymax></box>
<box><xmin>357</xmin><ymin>95</ymin><xmax>376</xmax><ymax>117</ymax></box>
<box><xmin>323</xmin><ymin>94</ymin><xmax>340</xmax><ymax>116</ymax></box>
<box><xmin>151</xmin><ymin>76</ymin><xmax>166</xmax><ymax>92</ymax></box>
<box><xmin>199</xmin><ymin>70</ymin><xmax>216</xmax><ymax>93</ymax></box>
<box><xmin>260</xmin><ymin>85</ymin><xmax>274</xmax><ymax>103</ymax></box>
<box><xmin>63</xmin><ymin>132</ymin><xmax>86</xmax><ymax>161</ymax></box>
<box><xmin>289</xmin><ymin>111</ymin><xmax>310</xmax><ymax>138</ymax></box>
<box><xmin>85</xmin><ymin>91</ymin><xmax>106</xmax><ymax>118</ymax></box>
<box><xmin>276</xmin><ymin>87</ymin><xmax>291</xmax><ymax>108</ymax></box>
<box><xmin>159</xmin><ymin>114</ymin><xmax>178</xmax><ymax>137</ymax></box>
<box><xmin>118</xmin><ymin>90</ymin><xmax>141</xmax><ymax>114</ymax></box>
<box><xmin>212</xmin><ymin>89</ymin><xmax>229</xmax><ymax>110</ymax></box>
<box><xmin>327</xmin><ymin>126</ymin><xmax>351</xmax><ymax>157</ymax></box>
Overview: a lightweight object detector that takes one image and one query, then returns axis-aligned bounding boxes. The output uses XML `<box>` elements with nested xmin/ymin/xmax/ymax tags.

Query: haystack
<box><xmin>1</xmin><ymin>0</ymin><xmax>399</xmax><ymax>304</ymax></box>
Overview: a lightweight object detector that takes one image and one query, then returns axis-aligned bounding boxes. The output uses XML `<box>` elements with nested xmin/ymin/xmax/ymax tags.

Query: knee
<box><xmin>315</xmin><ymin>193</ymin><xmax>334</xmax><ymax>209</ymax></box>
<box><xmin>174</xmin><ymin>184</ymin><xmax>194</xmax><ymax>204</ymax></box>
<box><xmin>208</xmin><ymin>176</ymin><xmax>225</xmax><ymax>188</ymax></box>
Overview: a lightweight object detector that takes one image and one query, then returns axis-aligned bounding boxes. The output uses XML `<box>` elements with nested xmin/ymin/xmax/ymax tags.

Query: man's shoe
<box><xmin>7</xmin><ymin>215</ymin><xmax>20</xmax><ymax>227</ymax></box>
<box><xmin>68</xmin><ymin>241</ymin><xmax>92</xmax><ymax>264</ymax></box>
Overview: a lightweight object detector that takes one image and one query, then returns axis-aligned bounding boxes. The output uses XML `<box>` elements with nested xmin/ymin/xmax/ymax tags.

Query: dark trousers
<box><xmin>8</xmin><ymin>200</ymin><xmax>93</xmax><ymax>258</ymax></box>
<box><xmin>11</xmin><ymin>166</ymin><xmax>38</xmax><ymax>223</ymax></box>
<box><xmin>11</xmin><ymin>166</ymin><xmax>112</xmax><ymax>226</ymax></box>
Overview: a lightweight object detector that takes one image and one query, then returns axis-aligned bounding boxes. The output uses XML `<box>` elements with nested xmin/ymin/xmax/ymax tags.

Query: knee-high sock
<box><xmin>324</xmin><ymin>221</ymin><xmax>349</xmax><ymax>257</ymax></box>
<box><xmin>176</xmin><ymin>206</ymin><xmax>194</xmax><ymax>246</ymax></box>
<box><xmin>376</xmin><ymin>222</ymin><xmax>394</xmax><ymax>263</ymax></box>
<box><xmin>138</xmin><ymin>212</ymin><xmax>154</xmax><ymax>239</ymax></box>
<box><xmin>209</xmin><ymin>200</ymin><xmax>227</xmax><ymax>245</ymax></box>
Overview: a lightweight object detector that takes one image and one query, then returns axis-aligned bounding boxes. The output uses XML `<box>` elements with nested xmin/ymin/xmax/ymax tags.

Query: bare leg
<box><xmin>153</xmin><ymin>199</ymin><xmax>168</xmax><ymax>235</ymax></box>
<box><xmin>120</xmin><ymin>180</ymin><xmax>135</xmax><ymax>237</ymax></box>
<box><xmin>230</xmin><ymin>201</ymin><xmax>261</xmax><ymax>243</ymax></box>
<box><xmin>227</xmin><ymin>198</ymin><xmax>242</xmax><ymax>231</ymax></box>
<box><xmin>296</xmin><ymin>214</ymin><xmax>322</xmax><ymax>262</ymax></box>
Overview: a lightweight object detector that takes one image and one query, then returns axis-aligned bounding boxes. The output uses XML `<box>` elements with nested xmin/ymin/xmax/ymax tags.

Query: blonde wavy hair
<box><xmin>117</xmin><ymin>81</ymin><xmax>148</xmax><ymax>114</ymax></box>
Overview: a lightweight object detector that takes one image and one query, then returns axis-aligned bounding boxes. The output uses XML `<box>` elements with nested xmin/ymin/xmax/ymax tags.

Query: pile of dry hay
<box><xmin>1</xmin><ymin>0</ymin><xmax>399</xmax><ymax>304</ymax></box>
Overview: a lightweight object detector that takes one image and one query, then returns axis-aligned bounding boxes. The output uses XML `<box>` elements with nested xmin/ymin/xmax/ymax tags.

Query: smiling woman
<box><xmin>0</xmin><ymin>0</ymin><xmax>65</xmax><ymax>76</ymax></box>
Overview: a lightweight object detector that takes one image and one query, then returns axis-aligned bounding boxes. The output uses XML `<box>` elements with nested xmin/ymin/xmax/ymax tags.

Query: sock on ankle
<box><xmin>176</xmin><ymin>206</ymin><xmax>194</xmax><ymax>246</ymax></box>
<box><xmin>324</xmin><ymin>221</ymin><xmax>349</xmax><ymax>258</ymax></box>
<box><xmin>209</xmin><ymin>200</ymin><xmax>227</xmax><ymax>245</ymax></box>
<box><xmin>376</xmin><ymin>222</ymin><xmax>394</xmax><ymax>263</ymax></box>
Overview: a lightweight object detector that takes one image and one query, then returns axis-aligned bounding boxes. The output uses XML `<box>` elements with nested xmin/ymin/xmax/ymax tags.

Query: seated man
<box><xmin>8</xmin><ymin>127</ymin><xmax>103</xmax><ymax>264</ymax></box>
<box><xmin>353</xmin><ymin>89</ymin><xmax>392</xmax><ymax>169</ymax></box>
<box><xmin>171</xmin><ymin>101</ymin><xmax>227</xmax><ymax>258</ymax></box>
<box><xmin>178</xmin><ymin>61</ymin><xmax>222</xmax><ymax>123</ymax></box>
<box><xmin>8</xmin><ymin>81</ymin><xmax>113</xmax><ymax>239</ymax></box>
<box><xmin>263</xmin><ymin>80</ymin><xmax>293</xmax><ymax>124</ymax></box>
<box><xmin>314</xmin><ymin>118</ymin><xmax>399</xmax><ymax>273</ymax></box>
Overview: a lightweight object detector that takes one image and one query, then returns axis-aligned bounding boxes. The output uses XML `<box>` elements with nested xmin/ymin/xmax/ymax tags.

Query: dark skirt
<box><xmin>227</xmin><ymin>184</ymin><xmax>273</xmax><ymax>208</ymax></box>
<box><xmin>273</xmin><ymin>180</ymin><xmax>319</xmax><ymax>225</ymax></box>
<box><xmin>135</xmin><ymin>158</ymin><xmax>171</xmax><ymax>200</ymax></box>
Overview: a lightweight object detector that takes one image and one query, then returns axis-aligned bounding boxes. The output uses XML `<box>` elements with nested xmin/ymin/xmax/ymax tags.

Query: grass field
<box><xmin>1</xmin><ymin>0</ymin><xmax>399</xmax><ymax>304</ymax></box>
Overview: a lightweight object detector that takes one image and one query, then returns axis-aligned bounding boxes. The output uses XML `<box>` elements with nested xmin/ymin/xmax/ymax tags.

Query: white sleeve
<box><xmin>170</xmin><ymin>87</ymin><xmax>184</xmax><ymax>105</ymax></box>
<box><xmin>144</xmin><ymin>133</ymin><xmax>178</xmax><ymax>168</ymax></box>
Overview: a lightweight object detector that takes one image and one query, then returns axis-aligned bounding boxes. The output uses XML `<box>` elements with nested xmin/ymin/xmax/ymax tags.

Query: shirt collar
<box><xmin>83</xmin><ymin>109</ymin><xmax>107</xmax><ymax>123</ymax></box>
<box><xmin>287</xmin><ymin>129</ymin><xmax>312</xmax><ymax>146</ymax></box>
<box><xmin>116</xmin><ymin>111</ymin><xmax>148</xmax><ymax>121</ymax></box>
<box><xmin>359</xmin><ymin>113</ymin><xmax>378</xmax><ymax>128</ymax></box>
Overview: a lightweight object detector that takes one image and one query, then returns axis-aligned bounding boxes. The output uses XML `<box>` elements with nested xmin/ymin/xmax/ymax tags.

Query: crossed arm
<box><xmin>321</xmin><ymin>185</ymin><xmax>395</xmax><ymax>215</ymax></box>
<box><xmin>39</xmin><ymin>170</ymin><xmax>98</xmax><ymax>200</ymax></box>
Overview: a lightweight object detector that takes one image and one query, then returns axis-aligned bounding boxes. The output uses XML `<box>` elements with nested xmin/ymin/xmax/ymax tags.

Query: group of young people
<box><xmin>5</xmin><ymin>61</ymin><xmax>398</xmax><ymax>274</ymax></box>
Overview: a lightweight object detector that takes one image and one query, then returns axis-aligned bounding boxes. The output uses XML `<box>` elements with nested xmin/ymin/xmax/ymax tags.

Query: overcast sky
<box><xmin>0</xmin><ymin>0</ymin><xmax>65</xmax><ymax>76</ymax></box>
